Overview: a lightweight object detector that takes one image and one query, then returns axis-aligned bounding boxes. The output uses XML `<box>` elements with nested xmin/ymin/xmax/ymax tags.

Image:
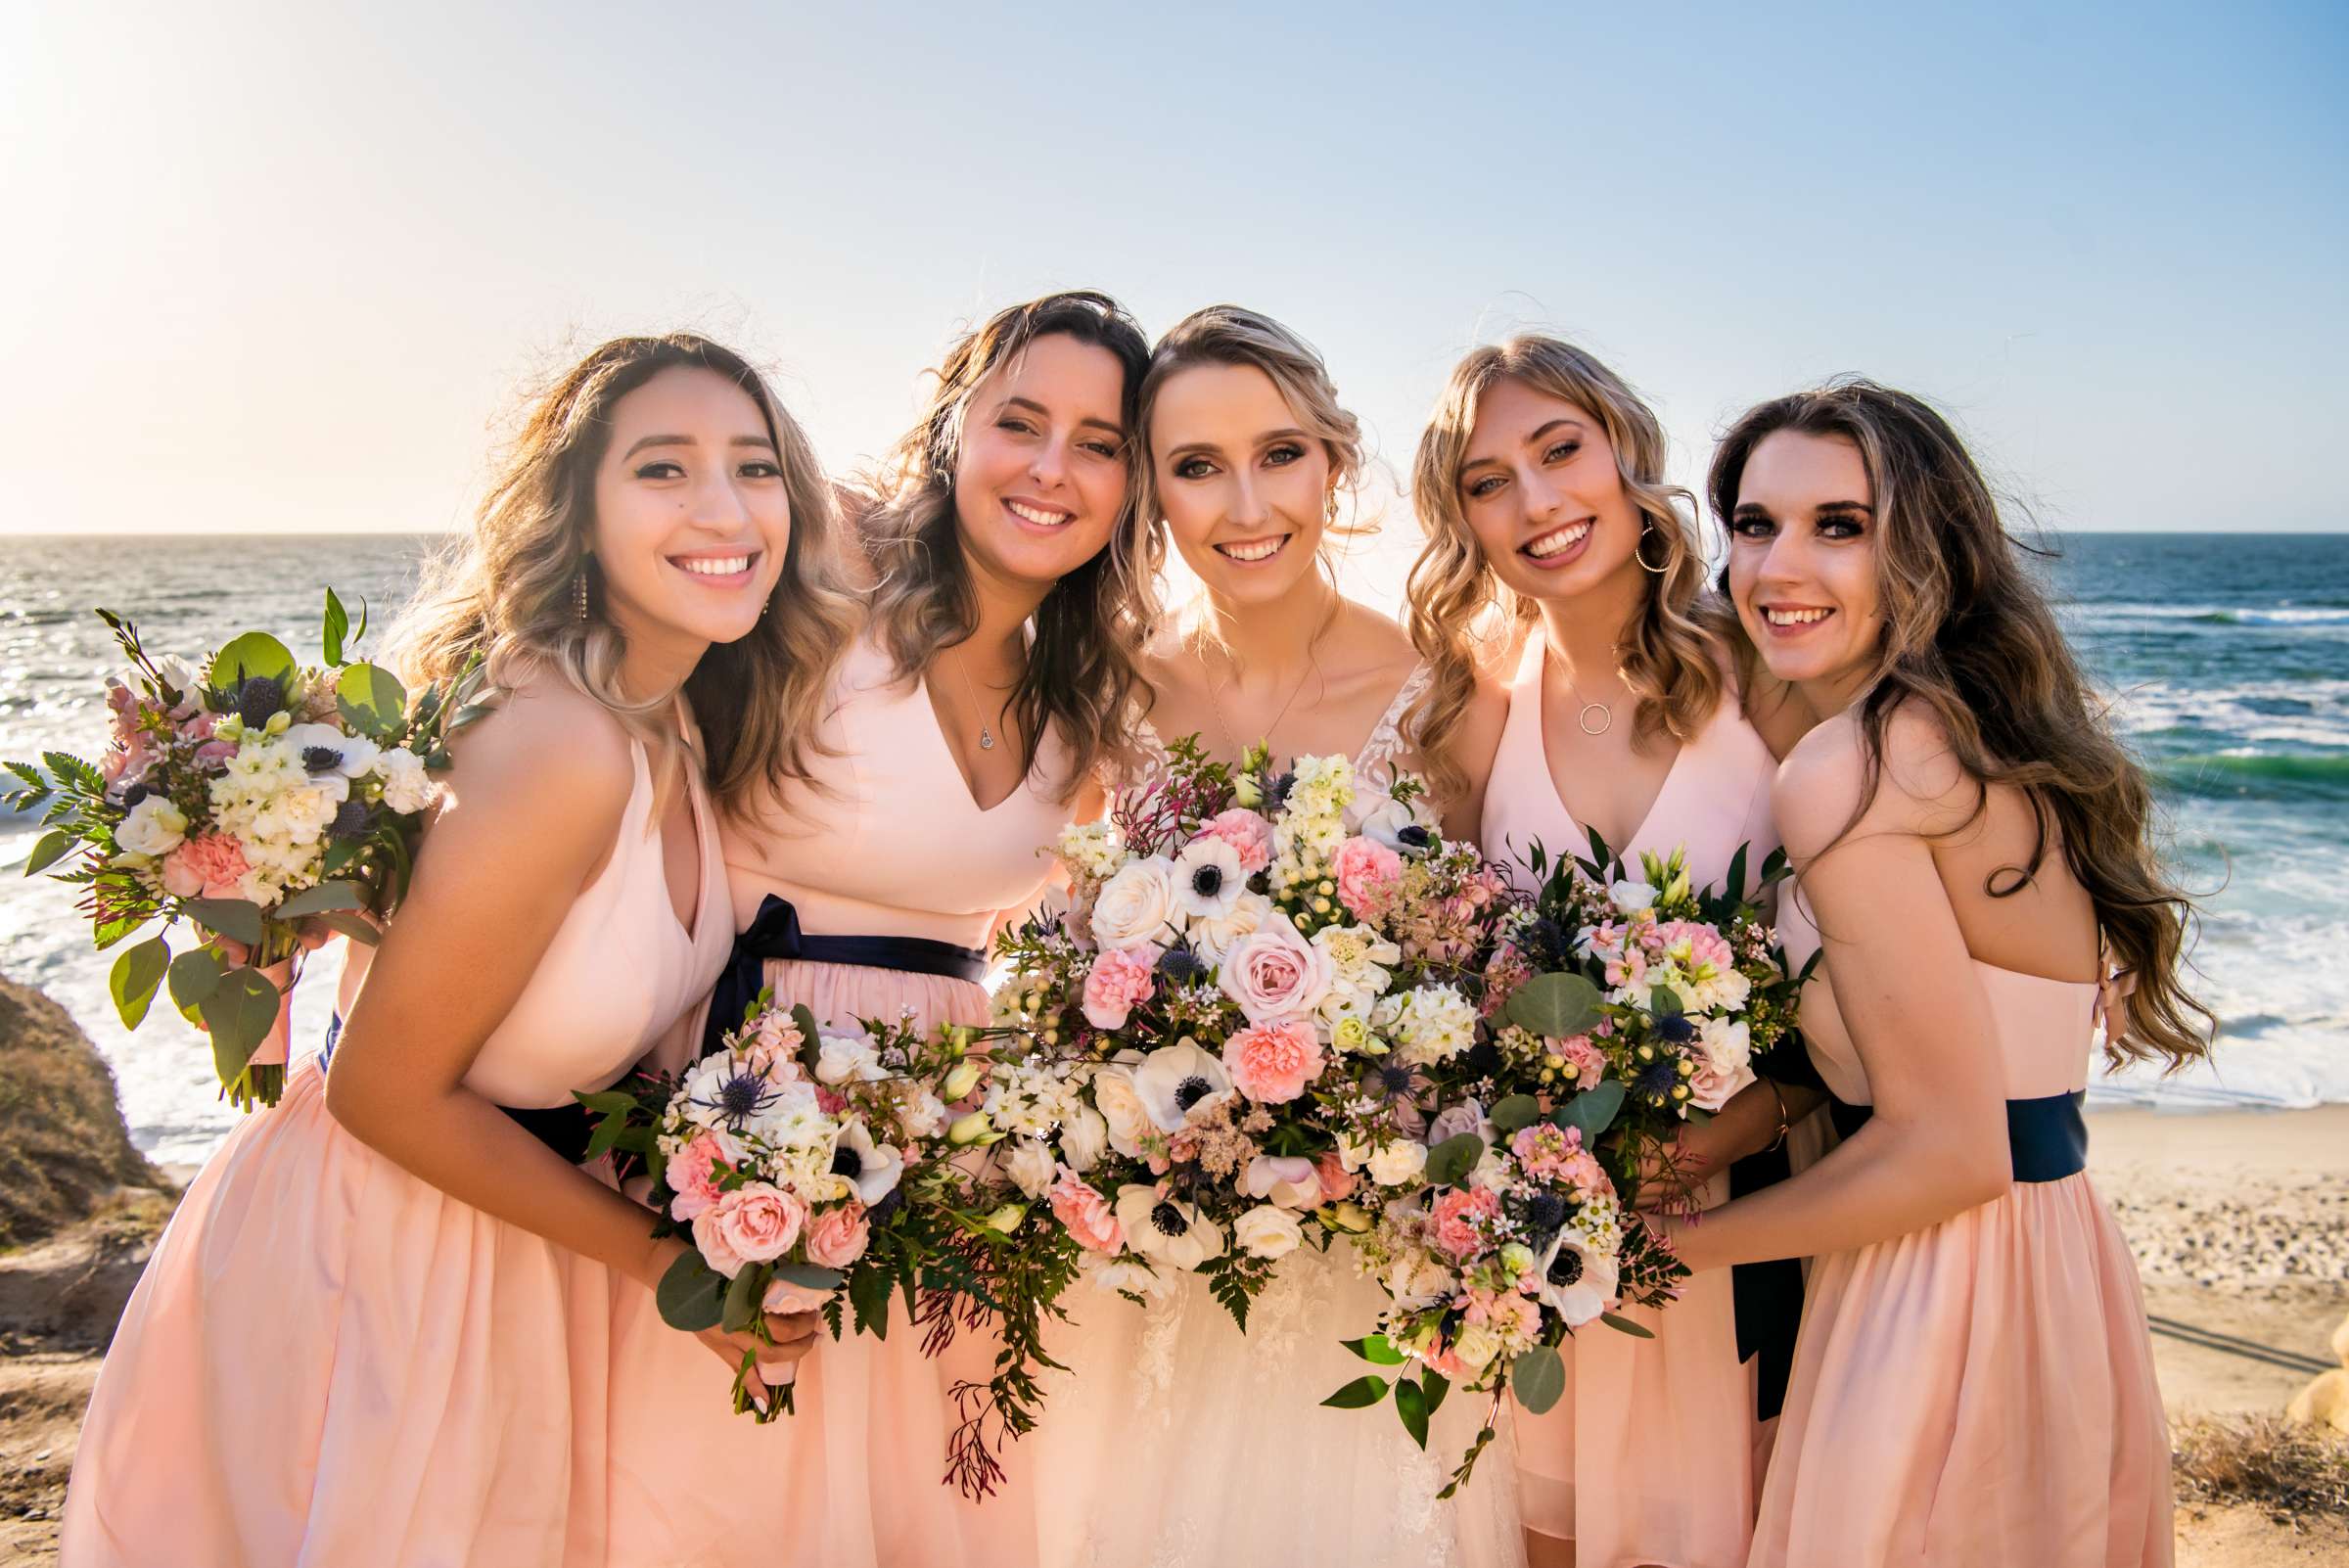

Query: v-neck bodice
<box><xmin>1483</xmin><ymin>629</ymin><xmax>1778</xmax><ymax>897</ymax></box>
<box><xmin>718</xmin><ymin>635</ymin><xmax>1081</xmax><ymax>948</ymax></box>
<box><xmin>1132</xmin><ymin>660</ymin><xmax>1436</xmax><ymax>820</ymax></box>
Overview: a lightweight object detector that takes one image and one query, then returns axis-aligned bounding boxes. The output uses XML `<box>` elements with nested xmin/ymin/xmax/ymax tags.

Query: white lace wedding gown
<box><xmin>1030</xmin><ymin>665</ymin><xmax>1526</xmax><ymax>1568</ymax></box>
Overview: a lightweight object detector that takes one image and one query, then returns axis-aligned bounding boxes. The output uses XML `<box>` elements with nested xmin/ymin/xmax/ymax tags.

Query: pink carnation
<box><xmin>1430</xmin><ymin>1186</ymin><xmax>1502</xmax><ymax>1261</ymax></box>
<box><xmin>803</xmin><ymin>1202</ymin><xmax>871</xmax><ymax>1268</ymax></box>
<box><xmin>1221</xmin><ymin>1020</ymin><xmax>1324</xmax><ymax>1105</ymax></box>
<box><xmin>1048</xmin><ymin>1171</ymin><xmax>1122</xmax><ymax>1254</ymax></box>
<box><xmin>692</xmin><ymin>1182</ymin><xmax>805</xmax><ymax>1277</ymax></box>
<box><xmin>1082</xmin><ymin>944</ymin><xmax>1160</xmax><ymax>1030</ymax></box>
<box><xmin>667</xmin><ymin>1130</ymin><xmax>737</xmax><ymax>1222</ymax></box>
<box><xmin>1195</xmin><ymin>808</ymin><xmax>1272</xmax><ymax>874</ymax></box>
<box><xmin>1654</xmin><ymin>919</ymin><xmax>1735</xmax><ymax>973</ymax></box>
<box><xmin>1331</xmin><ymin>836</ymin><xmax>1404</xmax><ymax>920</ymax></box>
<box><xmin>161</xmin><ymin>832</ymin><xmax>250</xmax><ymax>899</ymax></box>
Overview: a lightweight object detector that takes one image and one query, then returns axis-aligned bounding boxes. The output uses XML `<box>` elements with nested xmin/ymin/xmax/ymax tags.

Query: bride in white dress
<box><xmin>1032</xmin><ymin>305</ymin><xmax>1523</xmax><ymax>1568</ymax></box>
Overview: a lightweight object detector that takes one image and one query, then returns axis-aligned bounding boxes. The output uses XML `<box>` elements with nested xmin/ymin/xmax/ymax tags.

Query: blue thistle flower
<box><xmin>235</xmin><ymin>675</ymin><xmax>285</xmax><ymax>728</ymax></box>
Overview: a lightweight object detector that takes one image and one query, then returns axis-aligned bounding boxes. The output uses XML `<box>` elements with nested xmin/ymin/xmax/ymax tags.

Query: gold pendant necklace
<box><xmin>1557</xmin><ymin>662</ymin><xmax>1615</xmax><ymax>737</ymax></box>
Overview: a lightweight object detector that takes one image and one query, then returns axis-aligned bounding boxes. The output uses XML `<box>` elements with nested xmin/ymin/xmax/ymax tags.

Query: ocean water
<box><xmin>3</xmin><ymin>531</ymin><xmax>2344</xmax><ymax>1161</ymax></box>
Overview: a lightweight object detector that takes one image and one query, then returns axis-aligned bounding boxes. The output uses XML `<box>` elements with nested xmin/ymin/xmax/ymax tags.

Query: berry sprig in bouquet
<box><xmin>978</xmin><ymin>737</ymin><xmax>1512</xmax><ymax>1332</ymax></box>
<box><xmin>5</xmin><ymin>592</ymin><xmax>479</xmax><ymax>1107</ymax></box>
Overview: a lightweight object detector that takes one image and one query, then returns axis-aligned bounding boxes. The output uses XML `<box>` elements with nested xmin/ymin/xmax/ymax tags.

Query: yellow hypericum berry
<box><xmin>1313</xmin><ymin>897</ymin><xmax>1332</xmax><ymax>914</ymax></box>
<box><xmin>1678</xmin><ymin>1057</ymin><xmax>1695</xmax><ymax>1078</ymax></box>
<box><xmin>1637</xmin><ymin>1045</ymin><xmax>1655</xmax><ymax>1062</ymax></box>
<box><xmin>1673</xmin><ymin>1084</ymin><xmax>1690</xmax><ymax>1101</ymax></box>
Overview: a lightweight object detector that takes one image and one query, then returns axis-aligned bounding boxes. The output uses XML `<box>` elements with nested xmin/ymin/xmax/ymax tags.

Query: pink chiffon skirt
<box><xmin>61</xmin><ymin>1057</ymin><xmax>613</xmax><ymax>1568</ymax></box>
<box><xmin>1750</xmin><ymin>1171</ymin><xmax>2172</xmax><ymax>1567</ymax></box>
<box><xmin>1515</xmin><ymin>1169</ymin><xmax>1759</xmax><ymax>1568</ymax></box>
<box><xmin>602</xmin><ymin>957</ymin><xmax>1035</xmax><ymax>1568</ymax></box>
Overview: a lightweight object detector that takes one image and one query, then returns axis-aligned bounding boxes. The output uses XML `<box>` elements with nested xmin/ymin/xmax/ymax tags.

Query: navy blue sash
<box><xmin>1827</xmin><ymin>1090</ymin><xmax>2090</xmax><ymax>1182</ymax></box>
<box><xmin>1728</xmin><ymin>1139</ymin><xmax>1805</xmax><ymax>1422</ymax></box>
<box><xmin>322</xmin><ymin>1013</ymin><xmax>596</xmax><ymax>1165</ymax></box>
<box><xmin>701</xmin><ymin>895</ymin><xmax>989</xmax><ymax>1057</ymax></box>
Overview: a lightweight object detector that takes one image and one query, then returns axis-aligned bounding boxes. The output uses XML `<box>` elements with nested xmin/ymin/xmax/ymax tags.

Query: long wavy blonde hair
<box><xmin>390</xmin><ymin>334</ymin><xmax>859</xmax><ymax>810</ymax></box>
<box><xmin>859</xmin><ymin>291</ymin><xmax>1158</xmax><ymax>794</ymax></box>
<box><xmin>1708</xmin><ymin>379</ymin><xmax>2214</xmax><ymax>1071</ymax></box>
<box><xmin>1405</xmin><ymin>335</ymin><xmax>1723</xmax><ymax>803</ymax></box>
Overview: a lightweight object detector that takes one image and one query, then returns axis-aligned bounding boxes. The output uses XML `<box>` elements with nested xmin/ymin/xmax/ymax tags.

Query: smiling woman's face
<box><xmin>950</xmin><ymin>331</ymin><xmax>1132</xmax><ymax>593</ymax></box>
<box><xmin>1148</xmin><ymin>360</ymin><xmax>1333</xmax><ymax>609</ymax></box>
<box><xmin>589</xmin><ymin>364</ymin><xmax>792</xmax><ymax>654</ymax></box>
<box><xmin>1455</xmin><ymin>376</ymin><xmax>1643</xmax><ymax>605</ymax></box>
<box><xmin>1725</xmin><ymin>427</ymin><xmax>1886</xmax><ymax>691</ymax></box>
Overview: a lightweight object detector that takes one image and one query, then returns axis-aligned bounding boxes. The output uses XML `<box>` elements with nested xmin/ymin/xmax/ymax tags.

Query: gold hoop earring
<box><xmin>574</xmin><ymin>559</ymin><xmax>592</xmax><ymax>621</ymax></box>
<box><xmin>1635</xmin><ymin>527</ymin><xmax>1673</xmax><ymax>576</ymax></box>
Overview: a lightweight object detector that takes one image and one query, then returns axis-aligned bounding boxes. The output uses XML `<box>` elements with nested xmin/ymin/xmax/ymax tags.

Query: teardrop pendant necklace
<box><xmin>953</xmin><ymin>645</ymin><xmax>997</xmax><ymax>751</ymax></box>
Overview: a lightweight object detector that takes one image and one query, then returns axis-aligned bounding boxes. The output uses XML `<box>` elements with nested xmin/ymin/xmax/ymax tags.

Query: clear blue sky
<box><xmin>2</xmin><ymin>0</ymin><xmax>2342</xmax><ymax>541</ymax></box>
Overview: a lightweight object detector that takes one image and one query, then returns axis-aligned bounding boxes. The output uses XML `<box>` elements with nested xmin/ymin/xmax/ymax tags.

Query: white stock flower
<box><xmin>1056</xmin><ymin>1103</ymin><xmax>1109</xmax><ymax>1173</ymax></box>
<box><xmin>1376</xmin><ymin>984</ymin><xmax>1479</xmax><ymax>1068</ymax></box>
<box><xmin>1366</xmin><ymin>1138</ymin><xmax>1429</xmax><ymax>1188</ymax></box>
<box><xmin>1233</xmin><ymin>1204</ymin><xmax>1304</xmax><ymax>1261</ymax></box>
<box><xmin>1056</xmin><ymin>819</ymin><xmax>1126</xmax><ymax>881</ymax></box>
<box><xmin>372</xmin><ymin>747</ymin><xmax>438</xmax><ymax>814</ymax></box>
<box><xmin>815</xmin><ymin>1030</ymin><xmax>887</xmax><ymax>1086</ymax></box>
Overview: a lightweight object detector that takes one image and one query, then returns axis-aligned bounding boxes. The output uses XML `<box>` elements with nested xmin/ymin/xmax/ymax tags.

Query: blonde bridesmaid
<box><xmin>61</xmin><ymin>335</ymin><xmax>857</xmax><ymax>1566</ymax></box>
<box><xmin>1673</xmin><ymin>379</ymin><xmax>2197</xmax><ymax>1567</ymax></box>
<box><xmin>601</xmin><ymin>291</ymin><xmax>1158</xmax><ymax>1568</ymax></box>
<box><xmin>1407</xmin><ymin>335</ymin><xmax>1810</xmax><ymax>1568</ymax></box>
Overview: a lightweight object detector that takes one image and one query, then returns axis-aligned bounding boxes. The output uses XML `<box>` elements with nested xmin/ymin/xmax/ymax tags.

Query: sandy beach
<box><xmin>3</xmin><ymin>1106</ymin><xmax>2344</xmax><ymax>1562</ymax></box>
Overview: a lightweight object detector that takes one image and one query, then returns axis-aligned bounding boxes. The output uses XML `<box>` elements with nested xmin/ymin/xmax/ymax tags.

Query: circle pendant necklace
<box><xmin>1559</xmin><ymin>662</ymin><xmax>1615</xmax><ymax>737</ymax></box>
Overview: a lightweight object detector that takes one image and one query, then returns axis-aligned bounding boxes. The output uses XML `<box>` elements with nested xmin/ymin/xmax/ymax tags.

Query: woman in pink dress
<box><xmin>1406</xmin><ymin>334</ymin><xmax>1819</xmax><ymax>1568</ymax></box>
<box><xmin>60</xmin><ymin>334</ymin><xmax>859</xmax><ymax>1568</ymax></box>
<box><xmin>1031</xmin><ymin>304</ymin><xmax>1524</xmax><ymax>1568</ymax></box>
<box><xmin>1670</xmin><ymin>380</ymin><xmax>2204</xmax><ymax>1567</ymax></box>
<box><xmin>602</xmin><ymin>291</ymin><xmax>1159</xmax><ymax>1568</ymax></box>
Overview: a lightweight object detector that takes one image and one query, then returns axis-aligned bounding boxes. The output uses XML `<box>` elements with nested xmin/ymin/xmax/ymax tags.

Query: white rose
<box><xmin>1003</xmin><ymin>1137</ymin><xmax>1058</xmax><ymax>1200</ymax></box>
<box><xmin>815</xmin><ymin>1030</ymin><xmax>887</xmax><ymax>1086</ymax></box>
<box><xmin>1057</xmin><ymin>1103</ymin><xmax>1109</xmax><ymax>1173</ymax></box>
<box><xmin>1366</xmin><ymin>1138</ymin><xmax>1429</xmax><ymax>1188</ymax></box>
<box><xmin>116</xmin><ymin>795</ymin><xmax>188</xmax><ymax>856</ymax></box>
<box><xmin>1089</xmin><ymin>1066</ymin><xmax>1153</xmax><ymax>1158</ymax></box>
<box><xmin>1186</xmin><ymin>889</ymin><xmax>1270</xmax><ymax>967</ymax></box>
<box><xmin>1609</xmin><ymin>878</ymin><xmax>1659</xmax><ymax>914</ymax></box>
<box><xmin>1334</xmin><ymin>1130</ymin><xmax>1376</xmax><ymax>1173</ymax></box>
<box><xmin>1233</xmin><ymin>1204</ymin><xmax>1304</xmax><ymax>1261</ymax></box>
<box><xmin>373</xmin><ymin>747</ymin><xmax>437</xmax><ymax>814</ymax></box>
<box><xmin>1090</xmin><ymin>855</ymin><xmax>1180</xmax><ymax>949</ymax></box>
<box><xmin>1451</xmin><ymin>1322</ymin><xmax>1502</xmax><ymax>1371</ymax></box>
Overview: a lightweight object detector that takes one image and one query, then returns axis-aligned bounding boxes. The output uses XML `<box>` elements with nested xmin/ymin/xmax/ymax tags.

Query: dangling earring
<box><xmin>1325</xmin><ymin>488</ymin><xmax>1341</xmax><ymax>527</ymax></box>
<box><xmin>574</xmin><ymin>557</ymin><xmax>592</xmax><ymax>621</ymax></box>
<box><xmin>1635</xmin><ymin>526</ymin><xmax>1673</xmax><ymax>575</ymax></box>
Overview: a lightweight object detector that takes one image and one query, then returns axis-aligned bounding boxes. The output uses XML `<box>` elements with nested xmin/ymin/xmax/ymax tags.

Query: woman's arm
<box><xmin>1662</xmin><ymin>713</ymin><xmax>2011</xmax><ymax>1270</ymax></box>
<box><xmin>323</xmin><ymin>687</ymin><xmax>817</xmax><ymax>1381</ymax></box>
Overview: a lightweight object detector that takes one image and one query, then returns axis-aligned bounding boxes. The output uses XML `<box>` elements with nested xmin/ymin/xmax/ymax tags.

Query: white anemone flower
<box><xmin>1172</xmin><ymin>834</ymin><xmax>1247</xmax><ymax>923</ymax></box>
<box><xmin>1114</xmin><ymin>1184</ymin><xmax>1227</xmax><ymax>1270</ymax></box>
<box><xmin>831</xmin><ymin>1118</ymin><xmax>904</xmax><ymax>1205</ymax></box>
<box><xmin>1535</xmin><ymin>1226</ymin><xmax>1620</xmax><ymax>1328</ymax></box>
<box><xmin>1130</xmin><ymin>1038</ymin><xmax>1234</xmax><ymax>1131</ymax></box>
<box><xmin>284</xmin><ymin>722</ymin><xmax>381</xmax><ymax>781</ymax></box>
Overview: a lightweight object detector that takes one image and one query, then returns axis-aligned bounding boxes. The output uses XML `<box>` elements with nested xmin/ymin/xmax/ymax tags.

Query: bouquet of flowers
<box><xmin>1325</xmin><ymin>829</ymin><xmax>1809</xmax><ymax>1491</ymax></box>
<box><xmin>979</xmin><ymin>737</ymin><xmax>1512</xmax><ymax>1331</ymax></box>
<box><xmin>578</xmin><ymin>992</ymin><xmax>992</xmax><ymax>1422</ymax></box>
<box><xmin>4</xmin><ymin>592</ymin><xmax>479</xmax><ymax>1106</ymax></box>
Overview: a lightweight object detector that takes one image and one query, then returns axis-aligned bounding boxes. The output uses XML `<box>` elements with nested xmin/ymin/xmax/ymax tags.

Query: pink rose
<box><xmin>804</xmin><ymin>1202</ymin><xmax>871</xmax><ymax>1268</ymax></box>
<box><xmin>1314</xmin><ymin>1151</ymin><xmax>1359</xmax><ymax>1204</ymax></box>
<box><xmin>1510</xmin><ymin>1123</ymin><xmax>1582</xmax><ymax>1180</ymax></box>
<box><xmin>1331</xmin><ymin>835</ymin><xmax>1404</xmax><ymax>920</ymax></box>
<box><xmin>1195</xmin><ymin>808</ymin><xmax>1273</xmax><ymax>874</ymax></box>
<box><xmin>1047</xmin><ymin>1171</ymin><xmax>1123</xmax><ymax>1254</ymax></box>
<box><xmin>1221</xmin><ymin>1020</ymin><xmax>1325</xmax><ymax>1105</ymax></box>
<box><xmin>179</xmin><ymin>711</ymin><xmax>219</xmax><ymax>743</ymax></box>
<box><xmin>1430</xmin><ymin>1186</ymin><xmax>1501</xmax><ymax>1261</ymax></box>
<box><xmin>161</xmin><ymin>832</ymin><xmax>251</xmax><ymax>899</ymax></box>
<box><xmin>693</xmin><ymin>1182</ymin><xmax>805</xmax><ymax>1277</ymax></box>
<box><xmin>1081</xmin><ymin>945</ymin><xmax>1160</xmax><ymax>1030</ymax></box>
<box><xmin>1218</xmin><ymin>917</ymin><xmax>1333</xmax><ymax>1025</ymax></box>
<box><xmin>194</xmin><ymin>739</ymin><xmax>236</xmax><ymax>768</ymax></box>
<box><xmin>667</xmin><ymin>1130</ymin><xmax>737</xmax><ymax>1222</ymax></box>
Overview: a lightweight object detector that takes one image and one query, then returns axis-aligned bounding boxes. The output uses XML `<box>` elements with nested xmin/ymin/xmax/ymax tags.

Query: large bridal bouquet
<box><xmin>4</xmin><ymin>593</ymin><xmax>478</xmax><ymax>1106</ymax></box>
<box><xmin>1328</xmin><ymin>830</ymin><xmax>1808</xmax><ymax>1490</ymax></box>
<box><xmin>978</xmin><ymin>737</ymin><xmax>1511</xmax><ymax>1330</ymax></box>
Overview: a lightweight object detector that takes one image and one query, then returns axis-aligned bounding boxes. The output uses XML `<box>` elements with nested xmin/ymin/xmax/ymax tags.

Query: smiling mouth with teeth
<box><xmin>674</xmin><ymin>552</ymin><xmax>758</xmax><ymax>577</ymax></box>
<box><xmin>1764</xmin><ymin>606</ymin><xmax>1834</xmax><ymax>626</ymax></box>
<box><xmin>1216</xmin><ymin>534</ymin><xmax>1289</xmax><ymax>564</ymax></box>
<box><xmin>1005</xmin><ymin>499</ymin><xmax>1075</xmax><ymax>528</ymax></box>
<box><xmin>1523</xmin><ymin>520</ymin><xmax>1593</xmax><ymax>559</ymax></box>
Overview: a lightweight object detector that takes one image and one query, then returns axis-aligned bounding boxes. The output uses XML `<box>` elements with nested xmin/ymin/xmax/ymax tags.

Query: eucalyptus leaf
<box><xmin>772</xmin><ymin>1261</ymin><xmax>847</xmax><ymax>1292</ymax></box>
<box><xmin>274</xmin><ymin>881</ymin><xmax>365</xmax><ymax>919</ymax></box>
<box><xmin>1649</xmin><ymin>984</ymin><xmax>1683</xmax><ymax>1020</ymax></box>
<box><xmin>721</xmin><ymin>1262</ymin><xmax>764</xmax><ymax>1334</ymax></box>
<box><xmin>336</xmin><ymin>663</ymin><xmax>407</xmax><ymax>740</ymax></box>
<box><xmin>656</xmin><ymin>1250</ymin><xmax>727</xmax><ymax>1332</ymax></box>
<box><xmin>1320</xmin><ymin>1374</ymin><xmax>1391</xmax><ymax>1409</ymax></box>
<box><xmin>1512</xmin><ymin>1345</ymin><xmax>1566</xmax><ymax>1414</ymax></box>
<box><xmin>1487</xmin><ymin>1093</ymin><xmax>1543</xmax><ymax>1133</ymax></box>
<box><xmin>185</xmin><ymin>896</ymin><xmax>265</xmax><ymax>946</ymax></box>
<box><xmin>211</xmin><ymin>630</ymin><xmax>296</xmax><ymax>686</ymax></box>
<box><xmin>1422</xmin><ymin>1132</ymin><xmax>1486</xmax><ymax>1188</ymax></box>
<box><xmin>167</xmin><ymin>945</ymin><xmax>224</xmax><ymax>1009</ymax></box>
<box><xmin>314</xmin><ymin>910</ymin><xmax>381</xmax><ymax>946</ymax></box>
<box><xmin>200</xmin><ymin>965</ymin><xmax>284</xmax><ymax>1084</ymax></box>
<box><xmin>1504</xmin><ymin>971</ymin><xmax>1602</xmax><ymax>1040</ymax></box>
<box><xmin>1599</xmin><ymin>1311</ymin><xmax>1658</xmax><ymax>1340</ymax></box>
<box><xmin>1553</xmin><ymin>1081</ymin><xmax>1627</xmax><ymax>1143</ymax></box>
<box><xmin>109</xmin><ymin>937</ymin><xmax>168</xmax><ymax>1030</ymax></box>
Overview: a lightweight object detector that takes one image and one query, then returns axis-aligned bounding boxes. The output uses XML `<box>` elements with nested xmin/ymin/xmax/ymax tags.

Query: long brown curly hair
<box><xmin>859</xmin><ymin>291</ymin><xmax>1158</xmax><ymax>795</ymax></box>
<box><xmin>1405</xmin><ymin>335</ymin><xmax>1723</xmax><ymax>803</ymax></box>
<box><xmin>392</xmin><ymin>334</ymin><xmax>859</xmax><ymax>811</ymax></box>
<box><xmin>1707</xmin><ymin>378</ymin><xmax>2213</xmax><ymax>1071</ymax></box>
